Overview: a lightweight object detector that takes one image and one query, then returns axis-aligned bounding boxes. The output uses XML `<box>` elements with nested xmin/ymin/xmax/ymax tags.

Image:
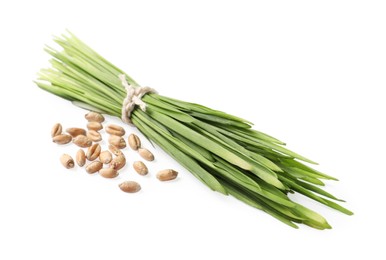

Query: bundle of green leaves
<box><xmin>36</xmin><ymin>32</ymin><xmax>352</xmax><ymax>229</ymax></box>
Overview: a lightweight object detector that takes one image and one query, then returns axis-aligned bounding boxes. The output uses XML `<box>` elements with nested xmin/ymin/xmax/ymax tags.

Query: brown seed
<box><xmin>87</xmin><ymin>130</ymin><xmax>102</xmax><ymax>142</ymax></box>
<box><xmin>85</xmin><ymin>161</ymin><xmax>103</xmax><ymax>174</ymax></box>
<box><xmin>99</xmin><ymin>150</ymin><xmax>113</xmax><ymax>164</ymax></box>
<box><xmin>157</xmin><ymin>169</ymin><xmax>178</xmax><ymax>181</ymax></box>
<box><xmin>108</xmin><ymin>144</ymin><xmax>123</xmax><ymax>156</ymax></box>
<box><xmin>110</xmin><ymin>155</ymin><xmax>126</xmax><ymax>170</ymax></box>
<box><xmin>66</xmin><ymin>127</ymin><xmax>86</xmax><ymax>137</ymax></box>
<box><xmin>128</xmin><ymin>134</ymin><xmax>141</xmax><ymax>150</ymax></box>
<box><xmin>87</xmin><ymin>143</ymin><xmax>101</xmax><ymax>161</ymax></box>
<box><xmin>76</xmin><ymin>149</ymin><xmax>86</xmax><ymax>167</ymax></box>
<box><xmin>119</xmin><ymin>181</ymin><xmax>141</xmax><ymax>193</ymax></box>
<box><xmin>138</xmin><ymin>148</ymin><xmax>154</xmax><ymax>161</ymax></box>
<box><xmin>99</xmin><ymin>168</ymin><xmax>119</xmax><ymax>178</ymax></box>
<box><xmin>53</xmin><ymin>134</ymin><xmax>72</xmax><ymax>144</ymax></box>
<box><xmin>51</xmin><ymin>123</ymin><xmax>62</xmax><ymax>137</ymax></box>
<box><xmin>105</xmin><ymin>124</ymin><xmax>125</xmax><ymax>136</ymax></box>
<box><xmin>133</xmin><ymin>161</ymin><xmax>148</xmax><ymax>176</ymax></box>
<box><xmin>60</xmin><ymin>154</ymin><xmax>74</xmax><ymax>169</ymax></box>
<box><xmin>108</xmin><ymin>135</ymin><xmax>126</xmax><ymax>149</ymax></box>
<box><xmin>87</xmin><ymin>122</ymin><xmax>103</xmax><ymax>131</ymax></box>
<box><xmin>85</xmin><ymin>111</ymin><xmax>105</xmax><ymax>123</ymax></box>
<box><xmin>73</xmin><ymin>135</ymin><xmax>92</xmax><ymax>148</ymax></box>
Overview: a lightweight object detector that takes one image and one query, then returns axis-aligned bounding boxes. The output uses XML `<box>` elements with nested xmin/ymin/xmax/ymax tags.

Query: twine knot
<box><xmin>119</xmin><ymin>74</ymin><xmax>156</xmax><ymax>125</ymax></box>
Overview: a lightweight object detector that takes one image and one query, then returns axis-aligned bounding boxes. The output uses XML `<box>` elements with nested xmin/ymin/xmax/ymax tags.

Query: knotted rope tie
<box><xmin>119</xmin><ymin>74</ymin><xmax>156</xmax><ymax>125</ymax></box>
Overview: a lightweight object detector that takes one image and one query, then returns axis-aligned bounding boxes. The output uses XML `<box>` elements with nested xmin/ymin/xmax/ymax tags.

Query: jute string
<box><xmin>119</xmin><ymin>74</ymin><xmax>156</xmax><ymax>125</ymax></box>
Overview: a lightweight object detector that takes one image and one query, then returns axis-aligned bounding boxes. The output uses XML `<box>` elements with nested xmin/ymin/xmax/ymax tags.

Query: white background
<box><xmin>0</xmin><ymin>0</ymin><xmax>385</xmax><ymax>259</ymax></box>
